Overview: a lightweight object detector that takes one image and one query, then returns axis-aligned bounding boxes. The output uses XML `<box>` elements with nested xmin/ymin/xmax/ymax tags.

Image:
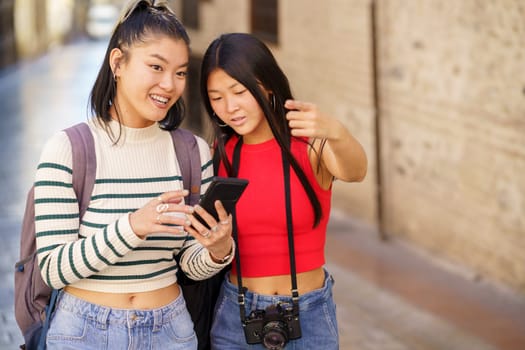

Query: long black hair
<box><xmin>89</xmin><ymin>0</ymin><xmax>190</xmax><ymax>141</ymax></box>
<box><xmin>200</xmin><ymin>33</ymin><xmax>323</xmax><ymax>226</ymax></box>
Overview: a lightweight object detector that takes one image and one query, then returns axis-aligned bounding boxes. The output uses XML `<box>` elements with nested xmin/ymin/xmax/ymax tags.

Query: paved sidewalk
<box><xmin>327</xmin><ymin>210</ymin><xmax>525</xmax><ymax>350</ymax></box>
<box><xmin>0</xmin><ymin>218</ymin><xmax>25</xmax><ymax>349</ymax></box>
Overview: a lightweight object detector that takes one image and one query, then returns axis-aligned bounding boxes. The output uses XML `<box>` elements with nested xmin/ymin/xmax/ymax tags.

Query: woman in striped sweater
<box><xmin>34</xmin><ymin>1</ymin><xmax>233</xmax><ymax>349</ymax></box>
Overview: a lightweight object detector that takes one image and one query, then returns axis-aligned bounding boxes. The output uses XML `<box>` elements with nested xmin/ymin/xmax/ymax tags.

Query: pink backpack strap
<box><xmin>64</xmin><ymin>122</ymin><xmax>96</xmax><ymax>216</ymax></box>
<box><xmin>170</xmin><ymin>128</ymin><xmax>201</xmax><ymax>206</ymax></box>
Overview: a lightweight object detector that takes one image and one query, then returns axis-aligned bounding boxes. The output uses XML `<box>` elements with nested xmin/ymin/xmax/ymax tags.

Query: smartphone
<box><xmin>194</xmin><ymin>176</ymin><xmax>249</xmax><ymax>228</ymax></box>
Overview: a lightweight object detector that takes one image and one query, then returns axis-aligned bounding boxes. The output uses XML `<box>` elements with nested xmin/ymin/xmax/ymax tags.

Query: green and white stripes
<box><xmin>34</xmin><ymin>121</ymin><xmax>221</xmax><ymax>293</ymax></box>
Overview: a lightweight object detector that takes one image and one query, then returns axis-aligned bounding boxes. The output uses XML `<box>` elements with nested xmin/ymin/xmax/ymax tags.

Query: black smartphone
<box><xmin>194</xmin><ymin>176</ymin><xmax>249</xmax><ymax>228</ymax></box>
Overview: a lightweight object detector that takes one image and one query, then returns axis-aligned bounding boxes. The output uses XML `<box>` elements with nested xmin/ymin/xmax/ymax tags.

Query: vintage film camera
<box><xmin>243</xmin><ymin>303</ymin><xmax>302</xmax><ymax>350</ymax></box>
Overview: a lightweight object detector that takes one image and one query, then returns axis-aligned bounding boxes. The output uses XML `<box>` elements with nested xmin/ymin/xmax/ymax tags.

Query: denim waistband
<box><xmin>222</xmin><ymin>269</ymin><xmax>335</xmax><ymax>312</ymax></box>
<box><xmin>56</xmin><ymin>288</ymin><xmax>186</xmax><ymax>330</ymax></box>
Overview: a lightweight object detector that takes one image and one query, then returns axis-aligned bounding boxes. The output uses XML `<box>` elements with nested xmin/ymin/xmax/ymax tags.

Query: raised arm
<box><xmin>285</xmin><ymin>99</ymin><xmax>367</xmax><ymax>188</ymax></box>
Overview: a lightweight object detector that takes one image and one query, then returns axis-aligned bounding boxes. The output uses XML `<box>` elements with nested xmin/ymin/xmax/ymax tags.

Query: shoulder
<box><xmin>39</xmin><ymin>121</ymin><xmax>98</xmax><ymax>167</ymax></box>
<box><xmin>290</xmin><ymin>137</ymin><xmax>311</xmax><ymax>158</ymax></box>
<box><xmin>39</xmin><ymin>130</ymin><xmax>73</xmax><ymax>165</ymax></box>
<box><xmin>168</xmin><ymin>128</ymin><xmax>212</xmax><ymax>168</ymax></box>
<box><xmin>224</xmin><ymin>135</ymin><xmax>239</xmax><ymax>153</ymax></box>
<box><xmin>177</xmin><ymin>130</ymin><xmax>211</xmax><ymax>161</ymax></box>
<box><xmin>194</xmin><ymin>134</ymin><xmax>210</xmax><ymax>152</ymax></box>
<box><xmin>44</xmin><ymin>129</ymin><xmax>72</xmax><ymax>148</ymax></box>
<box><xmin>195</xmin><ymin>135</ymin><xmax>212</xmax><ymax>167</ymax></box>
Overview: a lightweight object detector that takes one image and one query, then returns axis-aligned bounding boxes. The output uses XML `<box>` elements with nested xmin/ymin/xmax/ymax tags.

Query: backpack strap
<box><xmin>64</xmin><ymin>123</ymin><xmax>96</xmax><ymax>216</ymax></box>
<box><xmin>36</xmin><ymin>123</ymin><xmax>96</xmax><ymax>349</ymax></box>
<box><xmin>170</xmin><ymin>128</ymin><xmax>201</xmax><ymax>206</ymax></box>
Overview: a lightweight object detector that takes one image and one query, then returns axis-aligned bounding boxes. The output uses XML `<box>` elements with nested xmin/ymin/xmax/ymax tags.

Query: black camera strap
<box><xmin>230</xmin><ymin>137</ymin><xmax>247</xmax><ymax>321</ymax></box>
<box><xmin>230</xmin><ymin>136</ymin><xmax>300</xmax><ymax>325</ymax></box>
<box><xmin>281</xmin><ymin>147</ymin><xmax>300</xmax><ymax>315</ymax></box>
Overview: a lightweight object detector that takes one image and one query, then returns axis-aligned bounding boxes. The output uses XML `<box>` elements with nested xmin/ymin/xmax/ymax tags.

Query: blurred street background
<box><xmin>1</xmin><ymin>0</ymin><xmax>524</xmax><ymax>349</ymax></box>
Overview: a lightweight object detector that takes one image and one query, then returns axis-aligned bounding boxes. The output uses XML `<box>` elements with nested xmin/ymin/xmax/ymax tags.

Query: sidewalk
<box><xmin>327</xmin><ymin>210</ymin><xmax>525</xmax><ymax>350</ymax></box>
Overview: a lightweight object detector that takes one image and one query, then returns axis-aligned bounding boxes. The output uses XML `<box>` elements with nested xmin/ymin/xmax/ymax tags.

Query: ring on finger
<box><xmin>156</xmin><ymin>203</ymin><xmax>169</xmax><ymax>213</ymax></box>
<box><xmin>211</xmin><ymin>225</ymin><xmax>219</xmax><ymax>233</ymax></box>
<box><xmin>201</xmin><ymin>230</ymin><xmax>211</xmax><ymax>238</ymax></box>
<box><xmin>220</xmin><ymin>219</ymin><xmax>230</xmax><ymax>225</ymax></box>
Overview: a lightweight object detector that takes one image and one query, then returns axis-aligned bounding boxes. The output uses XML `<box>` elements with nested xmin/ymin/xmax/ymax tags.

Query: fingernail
<box><xmin>182</xmin><ymin>189</ymin><xmax>189</xmax><ymax>195</ymax></box>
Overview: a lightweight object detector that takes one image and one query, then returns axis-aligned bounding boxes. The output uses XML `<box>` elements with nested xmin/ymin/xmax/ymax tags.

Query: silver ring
<box><xmin>220</xmin><ymin>220</ymin><xmax>230</xmax><ymax>225</ymax></box>
<box><xmin>156</xmin><ymin>203</ymin><xmax>169</xmax><ymax>213</ymax></box>
<box><xmin>201</xmin><ymin>230</ymin><xmax>211</xmax><ymax>238</ymax></box>
<box><xmin>211</xmin><ymin>225</ymin><xmax>219</xmax><ymax>232</ymax></box>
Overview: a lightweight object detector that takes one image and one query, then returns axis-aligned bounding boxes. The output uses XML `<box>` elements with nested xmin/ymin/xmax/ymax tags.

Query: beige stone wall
<box><xmin>376</xmin><ymin>0</ymin><xmax>525</xmax><ymax>291</ymax></box>
<box><xmin>177</xmin><ymin>0</ymin><xmax>525</xmax><ymax>293</ymax></box>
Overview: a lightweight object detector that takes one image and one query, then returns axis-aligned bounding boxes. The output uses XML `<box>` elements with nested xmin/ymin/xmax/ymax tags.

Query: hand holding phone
<box><xmin>193</xmin><ymin>176</ymin><xmax>249</xmax><ymax>228</ymax></box>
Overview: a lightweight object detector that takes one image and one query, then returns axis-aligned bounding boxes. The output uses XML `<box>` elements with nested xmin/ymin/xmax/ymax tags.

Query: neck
<box><xmin>109</xmin><ymin>103</ymin><xmax>156</xmax><ymax>129</ymax></box>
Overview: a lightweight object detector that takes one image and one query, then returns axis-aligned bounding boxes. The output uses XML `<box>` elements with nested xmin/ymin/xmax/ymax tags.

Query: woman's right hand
<box><xmin>129</xmin><ymin>189</ymin><xmax>194</xmax><ymax>239</ymax></box>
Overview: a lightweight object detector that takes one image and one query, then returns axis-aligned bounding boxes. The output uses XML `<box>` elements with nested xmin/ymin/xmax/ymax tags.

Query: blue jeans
<box><xmin>210</xmin><ymin>270</ymin><xmax>339</xmax><ymax>349</ymax></box>
<box><xmin>46</xmin><ymin>289</ymin><xmax>197</xmax><ymax>350</ymax></box>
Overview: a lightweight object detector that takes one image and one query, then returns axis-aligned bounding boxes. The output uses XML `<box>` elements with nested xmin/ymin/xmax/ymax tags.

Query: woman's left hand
<box><xmin>184</xmin><ymin>200</ymin><xmax>233</xmax><ymax>263</ymax></box>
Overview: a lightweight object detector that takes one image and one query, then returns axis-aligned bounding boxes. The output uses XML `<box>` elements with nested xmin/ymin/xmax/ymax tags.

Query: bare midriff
<box><xmin>64</xmin><ymin>283</ymin><xmax>180</xmax><ymax>309</ymax></box>
<box><xmin>229</xmin><ymin>267</ymin><xmax>325</xmax><ymax>295</ymax></box>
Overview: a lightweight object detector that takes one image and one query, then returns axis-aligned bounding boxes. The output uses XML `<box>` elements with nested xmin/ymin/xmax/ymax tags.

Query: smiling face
<box><xmin>110</xmin><ymin>34</ymin><xmax>189</xmax><ymax>128</ymax></box>
<box><xmin>207</xmin><ymin>68</ymin><xmax>273</xmax><ymax>144</ymax></box>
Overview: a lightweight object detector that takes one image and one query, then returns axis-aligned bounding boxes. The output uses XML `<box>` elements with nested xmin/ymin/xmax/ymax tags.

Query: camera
<box><xmin>243</xmin><ymin>303</ymin><xmax>302</xmax><ymax>350</ymax></box>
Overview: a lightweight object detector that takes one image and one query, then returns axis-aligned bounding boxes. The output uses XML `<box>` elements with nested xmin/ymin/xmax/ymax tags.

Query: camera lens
<box><xmin>262</xmin><ymin>321</ymin><xmax>288</xmax><ymax>350</ymax></box>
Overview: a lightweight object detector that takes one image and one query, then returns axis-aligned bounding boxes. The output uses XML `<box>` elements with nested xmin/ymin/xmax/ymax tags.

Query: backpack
<box><xmin>14</xmin><ymin>122</ymin><xmax>224</xmax><ymax>350</ymax></box>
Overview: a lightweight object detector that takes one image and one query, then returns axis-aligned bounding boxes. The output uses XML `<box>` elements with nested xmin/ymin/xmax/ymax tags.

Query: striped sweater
<box><xmin>34</xmin><ymin>119</ymin><xmax>227</xmax><ymax>293</ymax></box>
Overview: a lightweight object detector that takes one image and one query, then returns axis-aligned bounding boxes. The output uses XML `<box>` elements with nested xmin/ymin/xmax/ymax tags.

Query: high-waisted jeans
<box><xmin>46</xmin><ymin>288</ymin><xmax>197</xmax><ymax>350</ymax></box>
<box><xmin>210</xmin><ymin>269</ymin><xmax>339</xmax><ymax>349</ymax></box>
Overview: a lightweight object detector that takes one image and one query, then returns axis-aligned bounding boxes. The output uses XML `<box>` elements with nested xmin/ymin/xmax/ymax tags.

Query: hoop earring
<box><xmin>213</xmin><ymin>113</ymin><xmax>227</xmax><ymax>127</ymax></box>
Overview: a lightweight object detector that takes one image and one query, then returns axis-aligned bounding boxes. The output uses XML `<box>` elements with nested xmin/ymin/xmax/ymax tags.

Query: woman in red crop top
<box><xmin>199</xmin><ymin>33</ymin><xmax>367</xmax><ymax>349</ymax></box>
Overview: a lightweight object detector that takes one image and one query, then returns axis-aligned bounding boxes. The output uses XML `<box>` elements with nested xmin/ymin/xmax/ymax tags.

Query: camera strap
<box><xmin>230</xmin><ymin>136</ymin><xmax>300</xmax><ymax>325</ymax></box>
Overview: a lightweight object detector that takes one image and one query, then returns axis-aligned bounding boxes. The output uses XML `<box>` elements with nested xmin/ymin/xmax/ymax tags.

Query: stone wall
<box><xmin>376</xmin><ymin>0</ymin><xmax>525</xmax><ymax>291</ymax></box>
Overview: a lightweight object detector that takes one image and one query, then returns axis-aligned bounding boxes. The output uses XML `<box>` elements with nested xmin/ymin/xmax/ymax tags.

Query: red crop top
<box><xmin>218</xmin><ymin>136</ymin><xmax>332</xmax><ymax>277</ymax></box>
